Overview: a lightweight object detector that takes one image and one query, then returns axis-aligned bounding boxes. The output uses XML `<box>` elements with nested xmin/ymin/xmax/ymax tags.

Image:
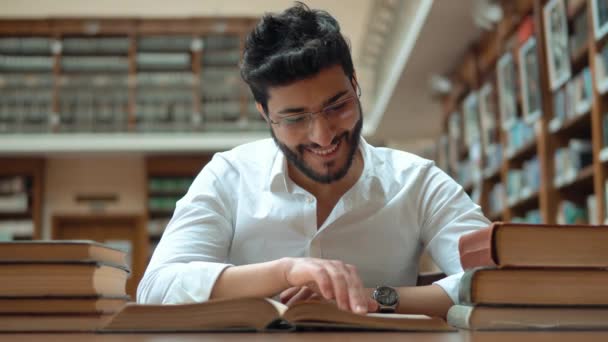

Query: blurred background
<box><xmin>1</xmin><ymin>0</ymin><xmax>605</xmax><ymax>297</ymax></box>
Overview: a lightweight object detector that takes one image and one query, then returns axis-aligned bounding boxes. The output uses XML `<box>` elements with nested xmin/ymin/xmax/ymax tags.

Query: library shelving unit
<box><xmin>0</xmin><ymin>18</ymin><xmax>259</xmax><ymax>135</ymax></box>
<box><xmin>436</xmin><ymin>0</ymin><xmax>604</xmax><ymax>225</ymax></box>
<box><xmin>0</xmin><ymin>158</ymin><xmax>44</xmax><ymax>241</ymax></box>
<box><xmin>145</xmin><ymin>155</ymin><xmax>212</xmax><ymax>259</ymax></box>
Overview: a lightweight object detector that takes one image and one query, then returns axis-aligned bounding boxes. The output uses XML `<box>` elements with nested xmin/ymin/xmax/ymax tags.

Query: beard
<box><xmin>270</xmin><ymin>113</ymin><xmax>363</xmax><ymax>184</ymax></box>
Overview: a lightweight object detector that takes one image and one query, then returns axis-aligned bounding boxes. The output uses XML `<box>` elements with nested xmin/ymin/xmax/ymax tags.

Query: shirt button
<box><xmin>307</xmin><ymin>196</ymin><xmax>314</xmax><ymax>203</ymax></box>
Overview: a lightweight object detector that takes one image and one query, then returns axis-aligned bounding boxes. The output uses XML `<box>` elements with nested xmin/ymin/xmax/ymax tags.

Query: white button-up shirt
<box><xmin>137</xmin><ymin>138</ymin><xmax>490</xmax><ymax>305</ymax></box>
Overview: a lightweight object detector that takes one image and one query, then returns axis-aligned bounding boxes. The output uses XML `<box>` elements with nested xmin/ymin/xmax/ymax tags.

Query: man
<box><xmin>137</xmin><ymin>3</ymin><xmax>489</xmax><ymax>318</ymax></box>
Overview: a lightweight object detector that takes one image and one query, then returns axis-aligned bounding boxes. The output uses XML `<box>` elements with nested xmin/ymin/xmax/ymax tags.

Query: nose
<box><xmin>308</xmin><ymin>113</ymin><xmax>336</xmax><ymax>147</ymax></box>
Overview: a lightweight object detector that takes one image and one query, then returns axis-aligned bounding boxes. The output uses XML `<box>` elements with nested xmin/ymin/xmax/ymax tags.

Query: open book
<box><xmin>103</xmin><ymin>297</ymin><xmax>454</xmax><ymax>332</ymax></box>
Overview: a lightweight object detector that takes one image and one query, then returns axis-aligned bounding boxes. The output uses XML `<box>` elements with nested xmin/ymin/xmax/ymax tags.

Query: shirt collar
<box><xmin>266</xmin><ymin>137</ymin><xmax>382</xmax><ymax>193</ymax></box>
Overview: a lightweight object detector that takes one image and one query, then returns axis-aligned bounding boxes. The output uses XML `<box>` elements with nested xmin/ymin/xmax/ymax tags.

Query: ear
<box><xmin>350</xmin><ymin>72</ymin><xmax>361</xmax><ymax>95</ymax></box>
<box><xmin>256</xmin><ymin>102</ymin><xmax>270</xmax><ymax>123</ymax></box>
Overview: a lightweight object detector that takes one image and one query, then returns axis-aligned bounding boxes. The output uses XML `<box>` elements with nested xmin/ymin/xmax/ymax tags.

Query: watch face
<box><xmin>375</xmin><ymin>286</ymin><xmax>398</xmax><ymax>306</ymax></box>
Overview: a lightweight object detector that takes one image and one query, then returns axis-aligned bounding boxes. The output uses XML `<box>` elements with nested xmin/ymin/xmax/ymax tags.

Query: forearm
<box><xmin>396</xmin><ymin>284</ymin><xmax>453</xmax><ymax>318</ymax></box>
<box><xmin>210</xmin><ymin>258</ymin><xmax>290</xmax><ymax>299</ymax></box>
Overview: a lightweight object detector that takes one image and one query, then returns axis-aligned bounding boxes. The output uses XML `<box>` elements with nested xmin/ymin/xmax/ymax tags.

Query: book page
<box><xmin>367</xmin><ymin>313</ymin><xmax>433</xmax><ymax>319</ymax></box>
<box><xmin>265</xmin><ymin>298</ymin><xmax>288</xmax><ymax>316</ymax></box>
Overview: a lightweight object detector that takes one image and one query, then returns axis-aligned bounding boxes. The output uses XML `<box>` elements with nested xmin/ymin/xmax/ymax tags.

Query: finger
<box><xmin>309</xmin><ymin>292</ymin><xmax>323</xmax><ymax>301</ymax></box>
<box><xmin>325</xmin><ymin>261</ymin><xmax>350</xmax><ymax>312</ymax></box>
<box><xmin>344</xmin><ymin>264</ymin><xmax>367</xmax><ymax>314</ymax></box>
<box><xmin>286</xmin><ymin>287</ymin><xmax>314</xmax><ymax>306</ymax></box>
<box><xmin>279</xmin><ymin>287</ymin><xmax>302</xmax><ymax>304</ymax></box>
<box><xmin>311</xmin><ymin>266</ymin><xmax>334</xmax><ymax>300</ymax></box>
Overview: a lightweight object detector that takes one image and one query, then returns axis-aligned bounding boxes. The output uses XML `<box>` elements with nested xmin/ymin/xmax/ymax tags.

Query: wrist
<box><xmin>372</xmin><ymin>285</ymin><xmax>400</xmax><ymax>313</ymax></box>
<box><xmin>277</xmin><ymin>257</ymin><xmax>294</xmax><ymax>289</ymax></box>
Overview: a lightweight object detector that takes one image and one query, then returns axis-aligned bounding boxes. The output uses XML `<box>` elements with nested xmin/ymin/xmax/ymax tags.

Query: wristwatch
<box><xmin>371</xmin><ymin>285</ymin><xmax>399</xmax><ymax>313</ymax></box>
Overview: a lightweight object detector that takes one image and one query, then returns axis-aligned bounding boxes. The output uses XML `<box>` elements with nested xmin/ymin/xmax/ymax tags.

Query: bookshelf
<box><xmin>0</xmin><ymin>158</ymin><xmax>44</xmax><ymax>241</ymax></box>
<box><xmin>0</xmin><ymin>18</ymin><xmax>259</xmax><ymax>135</ymax></box>
<box><xmin>436</xmin><ymin>0</ymin><xmax>605</xmax><ymax>225</ymax></box>
<box><xmin>145</xmin><ymin>155</ymin><xmax>211</xmax><ymax>260</ymax></box>
<box><xmin>51</xmin><ymin>214</ymin><xmax>147</xmax><ymax>299</ymax></box>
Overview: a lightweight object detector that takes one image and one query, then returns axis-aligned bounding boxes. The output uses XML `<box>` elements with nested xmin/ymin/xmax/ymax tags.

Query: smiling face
<box><xmin>263</xmin><ymin>65</ymin><xmax>363</xmax><ymax>184</ymax></box>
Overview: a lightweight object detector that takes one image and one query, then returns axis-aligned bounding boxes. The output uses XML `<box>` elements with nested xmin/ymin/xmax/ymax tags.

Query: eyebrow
<box><xmin>277</xmin><ymin>90</ymin><xmax>349</xmax><ymax>115</ymax></box>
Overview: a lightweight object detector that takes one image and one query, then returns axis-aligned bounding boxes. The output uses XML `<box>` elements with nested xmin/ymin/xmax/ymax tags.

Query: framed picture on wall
<box><xmin>543</xmin><ymin>0</ymin><xmax>571</xmax><ymax>90</ymax></box>
<box><xmin>591</xmin><ymin>0</ymin><xmax>608</xmax><ymax>40</ymax></box>
<box><xmin>519</xmin><ymin>37</ymin><xmax>543</xmax><ymax>124</ymax></box>
<box><xmin>496</xmin><ymin>53</ymin><xmax>518</xmax><ymax>130</ymax></box>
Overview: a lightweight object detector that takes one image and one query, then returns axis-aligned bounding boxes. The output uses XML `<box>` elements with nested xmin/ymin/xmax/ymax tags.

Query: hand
<box><xmin>279</xmin><ymin>286</ymin><xmax>324</xmax><ymax>306</ymax></box>
<box><xmin>279</xmin><ymin>257</ymin><xmax>378</xmax><ymax>314</ymax></box>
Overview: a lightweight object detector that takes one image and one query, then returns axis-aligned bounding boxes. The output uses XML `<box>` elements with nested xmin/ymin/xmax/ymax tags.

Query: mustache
<box><xmin>297</xmin><ymin>132</ymin><xmax>348</xmax><ymax>153</ymax></box>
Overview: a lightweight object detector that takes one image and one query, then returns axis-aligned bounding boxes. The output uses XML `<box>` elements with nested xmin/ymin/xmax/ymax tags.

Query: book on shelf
<box><xmin>0</xmin><ymin>37</ymin><xmax>52</xmax><ymax>54</ymax></box>
<box><xmin>482</xmin><ymin>144</ymin><xmax>502</xmax><ymax>175</ymax></box>
<box><xmin>447</xmin><ymin>305</ymin><xmax>608</xmax><ymax>330</ymax></box>
<box><xmin>591</xmin><ymin>0</ymin><xmax>608</xmax><ymax>41</ymax></box>
<box><xmin>506</xmin><ymin>157</ymin><xmax>540</xmax><ymax>205</ymax></box>
<box><xmin>459</xmin><ymin>267</ymin><xmax>608</xmax><ymax>306</ymax></box>
<box><xmin>576</xmin><ymin>67</ymin><xmax>592</xmax><ymax>114</ymax></box>
<box><xmin>505</xmin><ymin>118</ymin><xmax>535</xmax><ymax>157</ymax></box>
<box><xmin>462</xmin><ymin>92</ymin><xmax>480</xmax><ymax>148</ymax></box>
<box><xmin>488</xmin><ymin>183</ymin><xmax>504</xmax><ymax>216</ymax></box>
<box><xmin>61</xmin><ymin>37</ymin><xmax>129</xmax><ymax>54</ymax></box>
<box><xmin>103</xmin><ymin>297</ymin><xmax>455</xmax><ymax>332</ymax></box>
<box><xmin>549</xmin><ymin>68</ymin><xmax>592</xmax><ymax>132</ymax></box>
<box><xmin>588</xmin><ymin>194</ymin><xmax>598</xmax><ymax>225</ymax></box>
<box><xmin>458</xmin><ymin>222</ymin><xmax>608</xmax><ymax>269</ymax></box>
<box><xmin>518</xmin><ymin>36</ymin><xmax>543</xmax><ymax>124</ymax></box>
<box><xmin>479</xmin><ymin>82</ymin><xmax>498</xmax><ymax>151</ymax></box>
<box><xmin>511</xmin><ymin>209</ymin><xmax>542</xmax><ymax>224</ymax></box>
<box><xmin>568</xmin><ymin>2</ymin><xmax>588</xmax><ymax>60</ymax></box>
<box><xmin>0</xmin><ymin>176</ymin><xmax>26</xmax><ymax>194</ymax></box>
<box><xmin>595</xmin><ymin>42</ymin><xmax>608</xmax><ymax>93</ymax></box>
<box><xmin>517</xmin><ymin>16</ymin><xmax>534</xmax><ymax>44</ymax></box>
<box><xmin>557</xmin><ymin>200</ymin><xmax>589</xmax><ymax>224</ymax></box>
<box><xmin>0</xmin><ymin>192</ymin><xmax>28</xmax><ymax>213</ymax></box>
<box><xmin>553</xmin><ymin>139</ymin><xmax>592</xmax><ymax>187</ymax></box>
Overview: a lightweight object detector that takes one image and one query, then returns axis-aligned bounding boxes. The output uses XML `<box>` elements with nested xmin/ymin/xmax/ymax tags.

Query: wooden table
<box><xmin>2</xmin><ymin>331</ymin><xmax>608</xmax><ymax>342</ymax></box>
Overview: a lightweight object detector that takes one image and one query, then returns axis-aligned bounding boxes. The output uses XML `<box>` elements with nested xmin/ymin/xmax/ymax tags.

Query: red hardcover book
<box><xmin>517</xmin><ymin>16</ymin><xmax>534</xmax><ymax>45</ymax></box>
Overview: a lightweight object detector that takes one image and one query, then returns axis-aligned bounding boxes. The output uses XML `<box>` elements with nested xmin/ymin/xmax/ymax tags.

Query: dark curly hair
<box><xmin>240</xmin><ymin>2</ymin><xmax>355</xmax><ymax>113</ymax></box>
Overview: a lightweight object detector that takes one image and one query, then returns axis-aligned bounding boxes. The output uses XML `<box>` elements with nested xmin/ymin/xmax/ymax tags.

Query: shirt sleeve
<box><xmin>136</xmin><ymin>154</ymin><xmax>236</xmax><ymax>304</ymax></box>
<box><xmin>417</xmin><ymin>163</ymin><xmax>490</xmax><ymax>304</ymax></box>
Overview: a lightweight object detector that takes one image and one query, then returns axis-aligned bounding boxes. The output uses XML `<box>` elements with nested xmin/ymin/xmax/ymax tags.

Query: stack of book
<box><xmin>0</xmin><ymin>240</ymin><xmax>130</xmax><ymax>332</ymax></box>
<box><xmin>448</xmin><ymin>222</ymin><xmax>608</xmax><ymax>330</ymax></box>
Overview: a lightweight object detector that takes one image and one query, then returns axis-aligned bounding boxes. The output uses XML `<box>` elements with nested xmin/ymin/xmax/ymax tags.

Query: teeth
<box><xmin>310</xmin><ymin>143</ymin><xmax>339</xmax><ymax>156</ymax></box>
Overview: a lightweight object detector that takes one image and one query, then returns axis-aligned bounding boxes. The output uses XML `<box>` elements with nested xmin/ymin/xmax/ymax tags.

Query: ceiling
<box><xmin>372</xmin><ymin>0</ymin><xmax>481</xmax><ymax>150</ymax></box>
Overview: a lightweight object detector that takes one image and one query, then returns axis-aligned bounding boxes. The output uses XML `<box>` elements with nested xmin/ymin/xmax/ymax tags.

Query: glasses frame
<box><xmin>267</xmin><ymin>89</ymin><xmax>361</xmax><ymax>130</ymax></box>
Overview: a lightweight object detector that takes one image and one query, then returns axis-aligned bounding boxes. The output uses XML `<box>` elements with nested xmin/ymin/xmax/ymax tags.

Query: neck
<box><xmin>288</xmin><ymin>149</ymin><xmax>364</xmax><ymax>200</ymax></box>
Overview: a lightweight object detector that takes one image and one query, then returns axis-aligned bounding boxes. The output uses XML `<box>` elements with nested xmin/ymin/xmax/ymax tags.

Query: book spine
<box><xmin>446</xmin><ymin>304</ymin><xmax>473</xmax><ymax>329</ymax></box>
<box><xmin>458</xmin><ymin>223</ymin><xmax>498</xmax><ymax>269</ymax></box>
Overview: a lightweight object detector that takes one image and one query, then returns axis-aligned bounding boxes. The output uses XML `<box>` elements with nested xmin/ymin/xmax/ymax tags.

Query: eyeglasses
<box><xmin>268</xmin><ymin>93</ymin><xmax>360</xmax><ymax>132</ymax></box>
